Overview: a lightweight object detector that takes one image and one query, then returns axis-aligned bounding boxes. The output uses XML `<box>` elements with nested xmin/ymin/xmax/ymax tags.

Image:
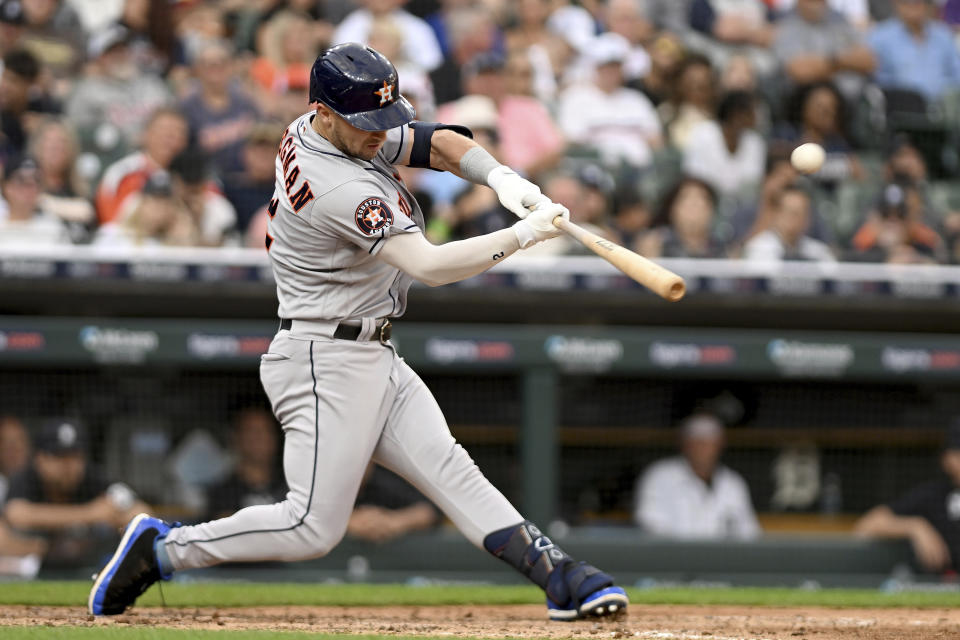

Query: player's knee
<box><xmin>296</xmin><ymin>515</ymin><xmax>348</xmax><ymax>559</ymax></box>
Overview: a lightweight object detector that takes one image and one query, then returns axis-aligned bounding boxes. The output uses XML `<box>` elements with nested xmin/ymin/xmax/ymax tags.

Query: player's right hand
<box><xmin>487</xmin><ymin>166</ymin><xmax>550</xmax><ymax>219</ymax></box>
<box><xmin>512</xmin><ymin>202</ymin><xmax>569</xmax><ymax>248</ymax></box>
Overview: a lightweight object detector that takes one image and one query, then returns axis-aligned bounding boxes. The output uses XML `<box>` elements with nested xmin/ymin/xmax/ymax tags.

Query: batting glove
<box><xmin>487</xmin><ymin>166</ymin><xmax>550</xmax><ymax>219</ymax></box>
<box><xmin>513</xmin><ymin>202</ymin><xmax>569</xmax><ymax>248</ymax></box>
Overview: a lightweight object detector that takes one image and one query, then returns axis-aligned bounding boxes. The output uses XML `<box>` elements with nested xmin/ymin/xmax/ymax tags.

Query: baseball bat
<box><xmin>552</xmin><ymin>216</ymin><xmax>686</xmax><ymax>302</ymax></box>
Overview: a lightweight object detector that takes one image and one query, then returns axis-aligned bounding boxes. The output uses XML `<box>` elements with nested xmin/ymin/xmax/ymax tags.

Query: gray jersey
<box><xmin>266</xmin><ymin>113</ymin><xmax>422</xmax><ymax>321</ymax></box>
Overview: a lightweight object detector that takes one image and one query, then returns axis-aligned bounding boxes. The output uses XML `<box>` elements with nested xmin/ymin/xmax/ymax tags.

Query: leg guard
<box><xmin>482</xmin><ymin>520</ymin><xmax>615</xmax><ymax>608</ymax></box>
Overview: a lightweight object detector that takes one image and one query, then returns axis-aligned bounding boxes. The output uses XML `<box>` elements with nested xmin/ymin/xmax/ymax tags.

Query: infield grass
<box><xmin>2</xmin><ymin>581</ymin><xmax>960</xmax><ymax>609</ymax></box>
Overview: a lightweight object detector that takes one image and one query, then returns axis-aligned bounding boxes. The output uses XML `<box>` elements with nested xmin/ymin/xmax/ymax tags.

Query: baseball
<box><xmin>791</xmin><ymin>143</ymin><xmax>826</xmax><ymax>174</ymax></box>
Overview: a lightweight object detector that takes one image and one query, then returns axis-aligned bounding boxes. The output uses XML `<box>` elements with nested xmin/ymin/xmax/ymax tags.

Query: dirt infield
<box><xmin>3</xmin><ymin>603</ymin><xmax>960</xmax><ymax>639</ymax></box>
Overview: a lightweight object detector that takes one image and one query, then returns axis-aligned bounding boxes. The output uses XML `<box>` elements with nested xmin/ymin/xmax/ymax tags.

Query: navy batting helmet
<box><xmin>309</xmin><ymin>43</ymin><xmax>416</xmax><ymax>131</ymax></box>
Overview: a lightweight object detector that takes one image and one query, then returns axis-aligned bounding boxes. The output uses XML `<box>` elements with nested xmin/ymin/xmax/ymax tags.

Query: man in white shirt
<box><xmin>557</xmin><ymin>32</ymin><xmax>663</xmax><ymax>170</ymax></box>
<box><xmin>682</xmin><ymin>90</ymin><xmax>766</xmax><ymax>197</ymax></box>
<box><xmin>743</xmin><ymin>185</ymin><xmax>836</xmax><ymax>261</ymax></box>
<box><xmin>635</xmin><ymin>412</ymin><xmax>761</xmax><ymax>540</ymax></box>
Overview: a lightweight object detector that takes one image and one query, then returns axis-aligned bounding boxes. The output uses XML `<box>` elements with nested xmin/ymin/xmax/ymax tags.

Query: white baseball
<box><xmin>791</xmin><ymin>143</ymin><xmax>826</xmax><ymax>174</ymax></box>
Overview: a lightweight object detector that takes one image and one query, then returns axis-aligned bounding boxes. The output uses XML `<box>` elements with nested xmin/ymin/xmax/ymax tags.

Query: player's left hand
<box><xmin>513</xmin><ymin>202</ymin><xmax>570</xmax><ymax>248</ymax></box>
<box><xmin>487</xmin><ymin>166</ymin><xmax>550</xmax><ymax>219</ymax></box>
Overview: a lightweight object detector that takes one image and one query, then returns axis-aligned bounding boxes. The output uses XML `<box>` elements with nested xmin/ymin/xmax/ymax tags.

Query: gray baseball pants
<box><xmin>162</xmin><ymin>329</ymin><xmax>523</xmax><ymax>569</ymax></box>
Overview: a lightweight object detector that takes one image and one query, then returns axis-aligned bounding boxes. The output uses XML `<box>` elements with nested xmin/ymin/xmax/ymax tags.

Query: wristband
<box><xmin>512</xmin><ymin>220</ymin><xmax>537</xmax><ymax>249</ymax></box>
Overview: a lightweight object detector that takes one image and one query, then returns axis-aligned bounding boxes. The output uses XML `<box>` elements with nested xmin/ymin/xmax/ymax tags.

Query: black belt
<box><xmin>279</xmin><ymin>318</ymin><xmax>393</xmax><ymax>344</ymax></box>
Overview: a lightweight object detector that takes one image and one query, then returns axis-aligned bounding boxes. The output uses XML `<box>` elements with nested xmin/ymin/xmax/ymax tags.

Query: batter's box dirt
<box><xmin>2</xmin><ymin>604</ymin><xmax>960</xmax><ymax>639</ymax></box>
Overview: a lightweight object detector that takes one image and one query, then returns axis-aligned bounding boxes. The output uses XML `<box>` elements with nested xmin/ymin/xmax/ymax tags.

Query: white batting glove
<box><xmin>487</xmin><ymin>166</ymin><xmax>550</xmax><ymax>219</ymax></box>
<box><xmin>512</xmin><ymin>202</ymin><xmax>570</xmax><ymax>249</ymax></box>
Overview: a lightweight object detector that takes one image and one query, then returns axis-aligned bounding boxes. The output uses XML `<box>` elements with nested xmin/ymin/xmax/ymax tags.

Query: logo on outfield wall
<box><xmin>188</xmin><ymin>333</ymin><xmax>273</xmax><ymax>359</ymax></box>
<box><xmin>882</xmin><ymin>347</ymin><xmax>960</xmax><ymax>373</ymax></box>
<box><xmin>649</xmin><ymin>342</ymin><xmax>736</xmax><ymax>368</ymax></box>
<box><xmin>79</xmin><ymin>326</ymin><xmax>159</xmax><ymax>364</ymax></box>
<box><xmin>766</xmin><ymin>339</ymin><xmax>853</xmax><ymax>377</ymax></box>
<box><xmin>545</xmin><ymin>336</ymin><xmax>623</xmax><ymax>373</ymax></box>
<box><xmin>0</xmin><ymin>331</ymin><xmax>45</xmax><ymax>352</ymax></box>
<box><xmin>425</xmin><ymin>338</ymin><xmax>515</xmax><ymax>364</ymax></box>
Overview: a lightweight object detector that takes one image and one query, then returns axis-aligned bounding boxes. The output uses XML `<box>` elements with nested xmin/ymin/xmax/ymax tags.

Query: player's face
<box><xmin>324</xmin><ymin>110</ymin><xmax>388</xmax><ymax>160</ymax></box>
<box><xmin>35</xmin><ymin>451</ymin><xmax>86</xmax><ymax>494</ymax></box>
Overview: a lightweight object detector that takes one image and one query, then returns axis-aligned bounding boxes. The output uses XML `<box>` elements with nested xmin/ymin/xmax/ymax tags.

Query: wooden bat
<box><xmin>552</xmin><ymin>217</ymin><xmax>686</xmax><ymax>302</ymax></box>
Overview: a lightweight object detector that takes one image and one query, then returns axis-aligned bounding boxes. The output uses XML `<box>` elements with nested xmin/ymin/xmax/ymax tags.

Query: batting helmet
<box><xmin>309</xmin><ymin>43</ymin><xmax>416</xmax><ymax>131</ymax></box>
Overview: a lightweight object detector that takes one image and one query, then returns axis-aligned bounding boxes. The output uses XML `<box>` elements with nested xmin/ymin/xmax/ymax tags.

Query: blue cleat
<box><xmin>547</xmin><ymin>585</ymin><xmax>629</xmax><ymax>621</ymax></box>
<box><xmin>88</xmin><ymin>513</ymin><xmax>176</xmax><ymax>616</ymax></box>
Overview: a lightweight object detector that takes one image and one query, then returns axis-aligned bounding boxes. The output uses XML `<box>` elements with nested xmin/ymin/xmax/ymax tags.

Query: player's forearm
<box><xmin>379</xmin><ymin>228</ymin><xmax>520</xmax><ymax>287</ymax></box>
<box><xmin>429</xmin><ymin>129</ymin><xmax>486</xmax><ymax>179</ymax></box>
<box><xmin>854</xmin><ymin>506</ymin><xmax>923</xmax><ymax>538</ymax></box>
<box><xmin>4</xmin><ymin>499</ymin><xmax>103</xmax><ymax>530</ymax></box>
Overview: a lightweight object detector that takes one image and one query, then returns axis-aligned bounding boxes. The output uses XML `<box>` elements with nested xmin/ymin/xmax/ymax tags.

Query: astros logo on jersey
<box><xmin>355</xmin><ymin>197</ymin><xmax>394</xmax><ymax>235</ymax></box>
<box><xmin>374</xmin><ymin>81</ymin><xmax>394</xmax><ymax>106</ymax></box>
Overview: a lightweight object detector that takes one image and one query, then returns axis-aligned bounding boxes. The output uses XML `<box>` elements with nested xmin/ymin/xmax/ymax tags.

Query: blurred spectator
<box><xmin>610</xmin><ymin>190</ymin><xmax>652</xmax><ymax>250</ymax></box>
<box><xmin>250</xmin><ymin>11</ymin><xmax>318</xmax><ymax>98</ymax></box>
<box><xmin>682</xmin><ymin>90</ymin><xmax>766</xmax><ymax>197</ymax></box>
<box><xmin>0</xmin><ymin>416</ymin><xmax>30</xmax><ymax>505</ymax></box>
<box><xmin>774</xmin><ymin>0</ymin><xmax>872</xmax><ymax>29</ymax></box>
<box><xmin>634</xmin><ymin>412</ymin><xmax>761</xmax><ymax>540</ymax></box>
<box><xmin>225</xmin><ymin>121</ymin><xmax>282</xmax><ymax>235</ymax></box>
<box><xmin>117</xmin><ymin>0</ymin><xmax>176</xmax><ymax>74</ymax></box>
<box><xmin>603</xmin><ymin>0</ymin><xmax>654</xmax><ymax>82</ymax></box>
<box><xmin>429</xmin><ymin>5</ymin><xmax>502</xmax><ymax>105</ymax></box>
<box><xmin>868</xmin><ymin>0</ymin><xmax>960</xmax><ymax>102</ymax></box>
<box><xmin>0</xmin><ymin>0</ymin><xmax>27</xmax><ymax>64</ymax></box>
<box><xmin>743</xmin><ymin>185</ymin><xmax>836</xmax><ymax>260</ymax></box>
<box><xmin>773</xmin><ymin>0</ymin><xmax>876</xmax><ymax>95</ymax></box>
<box><xmin>659</xmin><ymin>53</ymin><xmax>716</xmax><ymax>148</ymax></box>
<box><xmin>444</xmin><ymin>52</ymin><xmax>565</xmax><ymax>179</ymax></box>
<box><xmin>205</xmin><ymin>408</ymin><xmax>285</xmax><ymax>521</ymax></box>
<box><xmin>92</xmin><ymin>170</ymin><xmax>200</xmax><ymax>248</ymax></box>
<box><xmin>557</xmin><ymin>33</ymin><xmax>662</xmax><ymax>171</ymax></box>
<box><xmin>687</xmin><ymin>0</ymin><xmax>777</xmax><ymax>78</ymax></box>
<box><xmin>849</xmin><ymin>178</ymin><xmax>945</xmax><ymax>262</ymax></box>
<box><xmin>4</xmin><ymin>418</ymin><xmax>148</xmax><ymax>566</ymax></box>
<box><xmin>630</xmin><ymin>31</ymin><xmax>685</xmax><ymax>107</ymax></box>
<box><xmin>333</xmin><ymin>0</ymin><xmax>443</xmax><ymax>73</ymax></box>
<box><xmin>644</xmin><ymin>0</ymin><xmax>695</xmax><ymax>35</ymax></box>
<box><xmin>27</xmin><ymin>117</ymin><xmax>94</xmax><ymax>240</ymax></box>
<box><xmin>169</xmin><ymin>148</ymin><xmax>239</xmax><ymax>247</ymax></box>
<box><xmin>504</xmin><ymin>0</ymin><xmax>571</xmax><ymax>85</ymax></box>
<box><xmin>0</xmin><ymin>155</ymin><xmax>70</xmax><ymax>245</ymax></box>
<box><xmin>18</xmin><ymin>0</ymin><xmax>85</xmax><ymax>95</ymax></box>
<box><xmin>94</xmin><ymin>106</ymin><xmax>188</xmax><ymax>224</ymax></box>
<box><xmin>776</xmin><ymin>81</ymin><xmax>865</xmax><ymax>192</ymax></box>
<box><xmin>734</xmin><ymin>146</ymin><xmax>834</xmax><ymax>243</ymax></box>
<box><xmin>180</xmin><ymin>39</ymin><xmax>260</xmax><ymax>178</ymax></box>
<box><xmin>855</xmin><ymin>420</ymin><xmax>960</xmax><ymax>572</ymax></box>
<box><xmin>638</xmin><ymin>177</ymin><xmax>727</xmax><ymax>258</ymax></box>
<box><xmin>348</xmin><ymin>464</ymin><xmax>439</xmax><ymax>543</ymax></box>
<box><xmin>0</xmin><ymin>48</ymin><xmax>56</xmax><ymax>161</ymax></box>
<box><xmin>65</xmin><ymin>24</ymin><xmax>173</xmax><ymax>165</ymax></box>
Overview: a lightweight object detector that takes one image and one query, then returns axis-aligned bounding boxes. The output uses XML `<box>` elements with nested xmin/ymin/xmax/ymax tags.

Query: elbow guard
<box><xmin>408</xmin><ymin>122</ymin><xmax>474</xmax><ymax>169</ymax></box>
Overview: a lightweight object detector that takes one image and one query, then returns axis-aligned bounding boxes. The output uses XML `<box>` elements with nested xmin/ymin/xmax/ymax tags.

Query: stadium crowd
<box><xmin>1</xmin><ymin>0</ymin><xmax>960</xmax><ymax>262</ymax></box>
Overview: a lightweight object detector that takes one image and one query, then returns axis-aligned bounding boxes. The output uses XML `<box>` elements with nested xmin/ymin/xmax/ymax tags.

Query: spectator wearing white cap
<box><xmin>557</xmin><ymin>32</ymin><xmax>663</xmax><ymax>170</ymax></box>
<box><xmin>634</xmin><ymin>412</ymin><xmax>761</xmax><ymax>540</ymax></box>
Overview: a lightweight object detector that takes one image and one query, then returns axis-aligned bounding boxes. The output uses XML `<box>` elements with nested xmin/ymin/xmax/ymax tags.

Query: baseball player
<box><xmin>88</xmin><ymin>43</ymin><xmax>628</xmax><ymax>622</ymax></box>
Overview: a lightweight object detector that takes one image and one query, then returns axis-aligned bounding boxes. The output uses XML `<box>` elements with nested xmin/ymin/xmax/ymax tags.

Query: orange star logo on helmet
<box><xmin>374</xmin><ymin>81</ymin><xmax>394</xmax><ymax>106</ymax></box>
